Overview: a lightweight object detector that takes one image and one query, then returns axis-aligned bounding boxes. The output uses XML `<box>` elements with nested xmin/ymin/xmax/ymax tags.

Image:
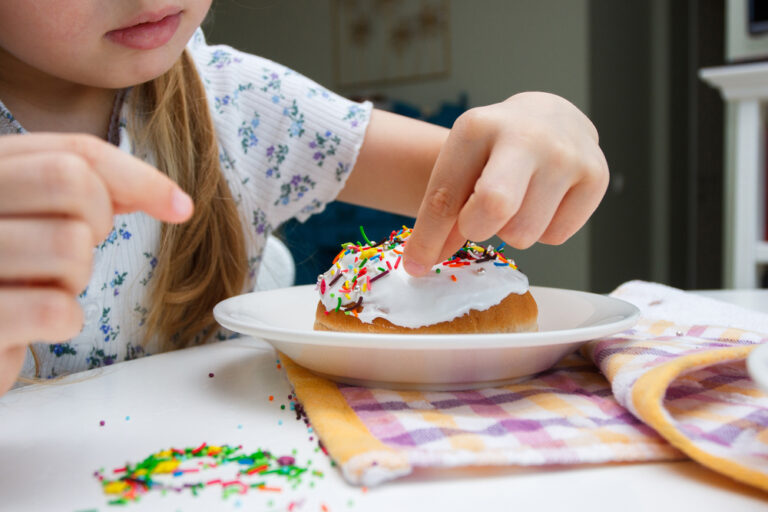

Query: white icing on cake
<box><xmin>316</xmin><ymin>228</ymin><xmax>529</xmax><ymax>328</ymax></box>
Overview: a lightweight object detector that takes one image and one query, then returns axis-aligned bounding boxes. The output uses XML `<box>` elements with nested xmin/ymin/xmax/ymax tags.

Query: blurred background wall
<box><xmin>203</xmin><ymin>0</ymin><xmax>740</xmax><ymax>292</ymax></box>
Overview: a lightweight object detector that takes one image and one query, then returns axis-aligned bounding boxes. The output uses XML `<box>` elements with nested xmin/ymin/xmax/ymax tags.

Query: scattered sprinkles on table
<box><xmin>94</xmin><ymin>377</ymin><xmax>340</xmax><ymax>508</ymax></box>
<box><xmin>96</xmin><ymin>443</ymin><xmax>320</xmax><ymax>506</ymax></box>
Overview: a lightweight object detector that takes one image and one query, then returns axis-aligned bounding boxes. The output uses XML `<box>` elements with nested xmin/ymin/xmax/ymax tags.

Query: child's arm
<box><xmin>338</xmin><ymin>92</ymin><xmax>609</xmax><ymax>276</ymax></box>
<box><xmin>0</xmin><ymin>133</ymin><xmax>193</xmax><ymax>392</ymax></box>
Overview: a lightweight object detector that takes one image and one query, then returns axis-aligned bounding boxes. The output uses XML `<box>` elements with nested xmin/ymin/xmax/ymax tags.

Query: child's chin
<box><xmin>103</xmin><ymin>53</ymin><xmax>182</xmax><ymax>88</ymax></box>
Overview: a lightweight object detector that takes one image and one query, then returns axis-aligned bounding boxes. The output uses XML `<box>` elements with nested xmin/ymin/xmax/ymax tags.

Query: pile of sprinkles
<box><xmin>95</xmin><ymin>443</ymin><xmax>322</xmax><ymax>505</ymax></box>
<box><xmin>317</xmin><ymin>226</ymin><xmax>518</xmax><ymax>317</ymax></box>
<box><xmin>94</xmin><ymin>359</ymin><xmax>335</xmax><ymax>508</ymax></box>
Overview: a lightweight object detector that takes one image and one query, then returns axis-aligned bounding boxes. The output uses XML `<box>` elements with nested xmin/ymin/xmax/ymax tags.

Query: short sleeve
<box><xmin>186</xmin><ymin>29</ymin><xmax>372</xmax><ymax>228</ymax></box>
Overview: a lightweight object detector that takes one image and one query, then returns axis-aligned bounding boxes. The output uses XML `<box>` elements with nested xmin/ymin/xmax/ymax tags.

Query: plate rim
<box><xmin>214</xmin><ymin>285</ymin><xmax>640</xmax><ymax>350</ymax></box>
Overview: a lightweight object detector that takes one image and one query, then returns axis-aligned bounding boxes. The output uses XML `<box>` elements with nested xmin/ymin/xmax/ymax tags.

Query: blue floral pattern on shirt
<box><xmin>309</xmin><ymin>130</ymin><xmax>340</xmax><ymax>167</ymax></box>
<box><xmin>265</xmin><ymin>144</ymin><xmax>289</xmax><ymax>178</ymax></box>
<box><xmin>208</xmin><ymin>48</ymin><xmax>242</xmax><ymax>69</ymax></box>
<box><xmin>214</xmin><ymin>82</ymin><xmax>254</xmax><ymax>114</ymax></box>
<box><xmin>261</xmin><ymin>69</ymin><xmax>284</xmax><ymax>104</ymax></box>
<box><xmin>237</xmin><ymin>113</ymin><xmax>260</xmax><ymax>153</ymax></box>
<box><xmin>98</xmin><ymin>222</ymin><xmax>132</xmax><ymax>250</ymax></box>
<box><xmin>283</xmin><ymin>100</ymin><xmax>305</xmax><ymax>138</ymax></box>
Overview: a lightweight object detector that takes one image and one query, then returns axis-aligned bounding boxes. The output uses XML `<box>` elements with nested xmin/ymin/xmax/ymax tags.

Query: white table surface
<box><xmin>1</xmin><ymin>290</ymin><xmax>767</xmax><ymax>511</ymax></box>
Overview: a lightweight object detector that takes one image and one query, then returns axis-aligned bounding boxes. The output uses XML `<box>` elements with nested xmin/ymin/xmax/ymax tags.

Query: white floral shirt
<box><xmin>0</xmin><ymin>30</ymin><xmax>371</xmax><ymax>378</ymax></box>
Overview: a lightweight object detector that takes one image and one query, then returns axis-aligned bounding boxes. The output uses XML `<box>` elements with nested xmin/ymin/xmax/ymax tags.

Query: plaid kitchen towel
<box><xmin>283</xmin><ymin>281</ymin><xmax>768</xmax><ymax>490</ymax></box>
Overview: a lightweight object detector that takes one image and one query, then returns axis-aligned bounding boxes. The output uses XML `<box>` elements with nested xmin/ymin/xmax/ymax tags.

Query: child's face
<box><xmin>0</xmin><ymin>0</ymin><xmax>212</xmax><ymax>89</ymax></box>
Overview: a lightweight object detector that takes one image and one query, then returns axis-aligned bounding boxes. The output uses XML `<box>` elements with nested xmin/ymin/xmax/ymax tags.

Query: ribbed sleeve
<box><xmin>187</xmin><ymin>30</ymin><xmax>372</xmax><ymax>231</ymax></box>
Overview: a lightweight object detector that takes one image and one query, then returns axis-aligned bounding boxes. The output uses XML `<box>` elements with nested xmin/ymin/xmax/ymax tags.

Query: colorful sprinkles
<box><xmin>95</xmin><ymin>443</ymin><xmax>319</xmax><ymax>505</ymax></box>
<box><xmin>317</xmin><ymin>226</ymin><xmax>518</xmax><ymax>315</ymax></box>
<box><xmin>90</xmin><ymin>359</ymin><xmax>366</xmax><ymax>509</ymax></box>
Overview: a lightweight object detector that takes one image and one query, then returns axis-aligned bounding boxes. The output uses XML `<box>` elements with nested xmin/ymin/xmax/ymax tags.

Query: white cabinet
<box><xmin>701</xmin><ymin>62</ymin><xmax>768</xmax><ymax>288</ymax></box>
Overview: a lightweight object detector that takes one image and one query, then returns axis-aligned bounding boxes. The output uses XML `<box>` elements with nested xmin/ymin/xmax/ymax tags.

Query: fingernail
<box><xmin>172</xmin><ymin>189</ymin><xmax>194</xmax><ymax>217</ymax></box>
<box><xmin>404</xmin><ymin>259</ymin><xmax>427</xmax><ymax>276</ymax></box>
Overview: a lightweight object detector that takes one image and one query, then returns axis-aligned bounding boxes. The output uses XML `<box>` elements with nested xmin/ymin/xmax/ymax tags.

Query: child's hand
<box><xmin>0</xmin><ymin>133</ymin><xmax>193</xmax><ymax>392</ymax></box>
<box><xmin>403</xmin><ymin>92</ymin><xmax>608</xmax><ymax>276</ymax></box>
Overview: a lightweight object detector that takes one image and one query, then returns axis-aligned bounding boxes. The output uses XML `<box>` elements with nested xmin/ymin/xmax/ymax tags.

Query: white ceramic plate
<box><xmin>214</xmin><ymin>285</ymin><xmax>640</xmax><ymax>390</ymax></box>
<box><xmin>747</xmin><ymin>342</ymin><xmax>768</xmax><ymax>393</ymax></box>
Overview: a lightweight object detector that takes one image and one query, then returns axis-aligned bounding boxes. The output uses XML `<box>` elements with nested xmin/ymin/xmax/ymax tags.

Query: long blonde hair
<box><xmin>131</xmin><ymin>50</ymin><xmax>247</xmax><ymax>349</ymax></box>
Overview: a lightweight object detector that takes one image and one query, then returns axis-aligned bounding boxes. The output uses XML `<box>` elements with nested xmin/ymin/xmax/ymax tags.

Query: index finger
<box><xmin>403</xmin><ymin>114</ymin><xmax>490</xmax><ymax>276</ymax></box>
<box><xmin>0</xmin><ymin>133</ymin><xmax>193</xmax><ymax>223</ymax></box>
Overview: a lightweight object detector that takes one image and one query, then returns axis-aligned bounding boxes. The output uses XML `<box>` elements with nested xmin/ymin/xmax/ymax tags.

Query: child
<box><xmin>0</xmin><ymin>0</ymin><xmax>608</xmax><ymax>394</ymax></box>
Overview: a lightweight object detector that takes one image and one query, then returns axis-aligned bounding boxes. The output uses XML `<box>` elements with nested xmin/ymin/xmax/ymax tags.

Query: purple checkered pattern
<box><xmin>320</xmin><ymin>282</ymin><xmax>768</xmax><ymax>488</ymax></box>
<box><xmin>340</xmin><ymin>353</ymin><xmax>680</xmax><ymax>468</ymax></box>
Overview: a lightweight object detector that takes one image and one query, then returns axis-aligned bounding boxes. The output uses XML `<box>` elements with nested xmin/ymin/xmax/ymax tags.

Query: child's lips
<box><xmin>105</xmin><ymin>11</ymin><xmax>182</xmax><ymax>50</ymax></box>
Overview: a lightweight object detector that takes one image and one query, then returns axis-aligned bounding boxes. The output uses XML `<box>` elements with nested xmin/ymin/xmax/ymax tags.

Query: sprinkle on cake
<box><xmin>315</xmin><ymin>226</ymin><xmax>532</xmax><ymax>330</ymax></box>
